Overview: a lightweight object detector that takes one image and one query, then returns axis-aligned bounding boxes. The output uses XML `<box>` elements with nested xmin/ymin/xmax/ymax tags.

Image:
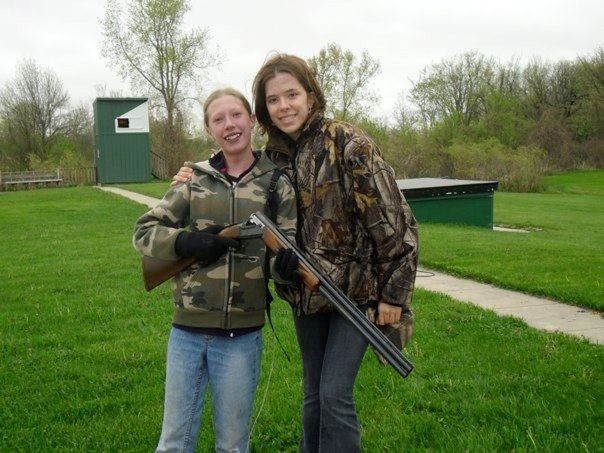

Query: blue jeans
<box><xmin>156</xmin><ymin>327</ymin><xmax>262</xmax><ymax>453</ymax></box>
<box><xmin>294</xmin><ymin>311</ymin><xmax>369</xmax><ymax>453</ymax></box>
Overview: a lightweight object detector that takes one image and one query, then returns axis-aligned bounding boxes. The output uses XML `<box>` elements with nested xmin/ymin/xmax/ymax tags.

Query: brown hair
<box><xmin>252</xmin><ymin>53</ymin><xmax>326</xmax><ymax>133</ymax></box>
<box><xmin>203</xmin><ymin>88</ymin><xmax>252</xmax><ymax>128</ymax></box>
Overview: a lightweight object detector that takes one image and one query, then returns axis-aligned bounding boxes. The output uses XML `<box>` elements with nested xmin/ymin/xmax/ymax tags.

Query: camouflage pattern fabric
<box><xmin>133</xmin><ymin>151</ymin><xmax>297</xmax><ymax>329</ymax></box>
<box><xmin>266</xmin><ymin>116</ymin><xmax>419</xmax><ymax>316</ymax></box>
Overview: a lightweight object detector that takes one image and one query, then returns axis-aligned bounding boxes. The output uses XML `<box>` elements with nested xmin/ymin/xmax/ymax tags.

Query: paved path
<box><xmin>100</xmin><ymin>185</ymin><xmax>604</xmax><ymax>345</ymax></box>
<box><xmin>415</xmin><ymin>270</ymin><xmax>603</xmax><ymax>345</ymax></box>
<box><xmin>97</xmin><ymin>185</ymin><xmax>160</xmax><ymax>208</ymax></box>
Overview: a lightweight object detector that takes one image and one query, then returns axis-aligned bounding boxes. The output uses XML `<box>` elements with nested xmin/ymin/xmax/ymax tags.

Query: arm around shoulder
<box><xmin>274</xmin><ymin>173</ymin><xmax>297</xmax><ymax>242</ymax></box>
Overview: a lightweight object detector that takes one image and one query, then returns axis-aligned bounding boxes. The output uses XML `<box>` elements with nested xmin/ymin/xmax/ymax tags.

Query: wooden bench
<box><xmin>0</xmin><ymin>170</ymin><xmax>63</xmax><ymax>190</ymax></box>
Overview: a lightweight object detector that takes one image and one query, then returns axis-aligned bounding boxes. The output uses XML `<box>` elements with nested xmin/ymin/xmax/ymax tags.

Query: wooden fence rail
<box><xmin>58</xmin><ymin>167</ymin><xmax>96</xmax><ymax>185</ymax></box>
<box><xmin>150</xmin><ymin>151</ymin><xmax>170</xmax><ymax>180</ymax></box>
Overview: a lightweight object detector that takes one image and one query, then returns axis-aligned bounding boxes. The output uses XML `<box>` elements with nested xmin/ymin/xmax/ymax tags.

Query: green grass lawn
<box><xmin>0</xmin><ymin>187</ymin><xmax>602</xmax><ymax>451</ymax></box>
<box><xmin>420</xmin><ymin>171</ymin><xmax>604</xmax><ymax>311</ymax></box>
<box><xmin>542</xmin><ymin>169</ymin><xmax>604</xmax><ymax>195</ymax></box>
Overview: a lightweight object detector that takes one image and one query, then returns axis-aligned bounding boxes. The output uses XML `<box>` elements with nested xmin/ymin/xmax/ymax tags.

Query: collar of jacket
<box><xmin>208</xmin><ymin>149</ymin><xmax>261</xmax><ymax>176</ymax></box>
<box><xmin>185</xmin><ymin>150</ymin><xmax>277</xmax><ymax>184</ymax></box>
<box><xmin>265</xmin><ymin>113</ymin><xmax>325</xmax><ymax>162</ymax></box>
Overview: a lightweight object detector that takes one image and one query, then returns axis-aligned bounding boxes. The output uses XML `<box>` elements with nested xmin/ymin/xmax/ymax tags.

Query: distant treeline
<box><xmin>1</xmin><ymin>48</ymin><xmax>602</xmax><ymax>191</ymax></box>
<box><xmin>360</xmin><ymin>49</ymin><xmax>604</xmax><ymax>191</ymax></box>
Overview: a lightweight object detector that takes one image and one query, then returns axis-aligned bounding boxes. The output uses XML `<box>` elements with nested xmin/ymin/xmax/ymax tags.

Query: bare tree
<box><xmin>94</xmin><ymin>83</ymin><xmax>125</xmax><ymax>98</ymax></box>
<box><xmin>0</xmin><ymin>59</ymin><xmax>69</xmax><ymax>168</ymax></box>
<box><xmin>100</xmin><ymin>0</ymin><xmax>221</xmax><ymax>169</ymax></box>
<box><xmin>309</xmin><ymin>43</ymin><xmax>381</xmax><ymax>121</ymax></box>
<box><xmin>522</xmin><ymin>58</ymin><xmax>552</xmax><ymax>116</ymax></box>
<box><xmin>492</xmin><ymin>58</ymin><xmax>523</xmax><ymax>97</ymax></box>
<box><xmin>393</xmin><ymin>91</ymin><xmax>418</xmax><ymax>130</ymax></box>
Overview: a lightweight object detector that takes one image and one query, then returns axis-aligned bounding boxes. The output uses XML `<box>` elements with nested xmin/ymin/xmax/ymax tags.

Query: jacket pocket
<box><xmin>229</xmin><ymin>253</ymin><xmax>266</xmax><ymax>313</ymax></box>
<box><xmin>179</xmin><ymin>260</ymin><xmax>228</xmax><ymax>312</ymax></box>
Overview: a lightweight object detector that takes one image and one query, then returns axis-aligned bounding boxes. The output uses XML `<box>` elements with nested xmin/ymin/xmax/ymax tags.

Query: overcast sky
<box><xmin>1</xmin><ymin>0</ymin><xmax>602</xmax><ymax>123</ymax></box>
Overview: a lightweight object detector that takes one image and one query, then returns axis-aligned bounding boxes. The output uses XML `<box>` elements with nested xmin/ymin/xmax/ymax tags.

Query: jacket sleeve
<box><xmin>132</xmin><ymin>183</ymin><xmax>191</xmax><ymax>261</ymax></box>
<box><xmin>344</xmin><ymin>132</ymin><xmax>419</xmax><ymax>308</ymax></box>
<box><xmin>275</xmin><ymin>173</ymin><xmax>298</xmax><ymax>242</ymax></box>
<box><xmin>270</xmin><ymin>173</ymin><xmax>298</xmax><ymax>284</ymax></box>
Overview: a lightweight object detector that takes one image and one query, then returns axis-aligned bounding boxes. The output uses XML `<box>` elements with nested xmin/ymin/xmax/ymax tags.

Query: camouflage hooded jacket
<box><xmin>266</xmin><ymin>116</ymin><xmax>419</xmax><ymax>315</ymax></box>
<box><xmin>133</xmin><ymin>151</ymin><xmax>297</xmax><ymax>329</ymax></box>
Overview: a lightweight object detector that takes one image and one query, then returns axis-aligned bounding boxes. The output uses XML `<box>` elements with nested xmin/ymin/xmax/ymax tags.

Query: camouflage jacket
<box><xmin>266</xmin><ymin>116</ymin><xmax>419</xmax><ymax>314</ymax></box>
<box><xmin>133</xmin><ymin>151</ymin><xmax>297</xmax><ymax>329</ymax></box>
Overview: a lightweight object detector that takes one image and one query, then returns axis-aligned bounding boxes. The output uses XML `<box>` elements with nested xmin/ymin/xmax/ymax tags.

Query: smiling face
<box><xmin>205</xmin><ymin>94</ymin><xmax>255</xmax><ymax>156</ymax></box>
<box><xmin>265</xmin><ymin>72</ymin><xmax>314</xmax><ymax>139</ymax></box>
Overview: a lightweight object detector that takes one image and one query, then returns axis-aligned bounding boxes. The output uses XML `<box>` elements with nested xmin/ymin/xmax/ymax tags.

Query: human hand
<box><xmin>170</xmin><ymin>166</ymin><xmax>194</xmax><ymax>187</ymax></box>
<box><xmin>275</xmin><ymin>248</ymin><xmax>300</xmax><ymax>284</ymax></box>
<box><xmin>376</xmin><ymin>302</ymin><xmax>402</xmax><ymax>325</ymax></box>
<box><xmin>175</xmin><ymin>231</ymin><xmax>241</xmax><ymax>263</ymax></box>
<box><xmin>200</xmin><ymin>224</ymin><xmax>225</xmax><ymax>235</ymax></box>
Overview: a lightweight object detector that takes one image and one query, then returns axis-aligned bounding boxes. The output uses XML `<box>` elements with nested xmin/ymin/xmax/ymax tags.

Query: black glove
<box><xmin>200</xmin><ymin>224</ymin><xmax>225</xmax><ymax>235</ymax></box>
<box><xmin>174</xmin><ymin>230</ymin><xmax>241</xmax><ymax>263</ymax></box>
<box><xmin>275</xmin><ymin>248</ymin><xmax>301</xmax><ymax>284</ymax></box>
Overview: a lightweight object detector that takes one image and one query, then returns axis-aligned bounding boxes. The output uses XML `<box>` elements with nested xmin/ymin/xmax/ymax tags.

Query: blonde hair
<box><xmin>203</xmin><ymin>88</ymin><xmax>253</xmax><ymax>128</ymax></box>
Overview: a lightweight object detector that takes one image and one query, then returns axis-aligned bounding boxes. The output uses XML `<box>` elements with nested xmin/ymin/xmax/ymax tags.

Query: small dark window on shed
<box><xmin>117</xmin><ymin>118</ymin><xmax>129</xmax><ymax>128</ymax></box>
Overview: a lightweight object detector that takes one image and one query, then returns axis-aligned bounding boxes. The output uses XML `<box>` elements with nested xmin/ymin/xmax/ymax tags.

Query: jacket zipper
<box><xmin>223</xmin><ymin>180</ymin><xmax>238</xmax><ymax>329</ymax></box>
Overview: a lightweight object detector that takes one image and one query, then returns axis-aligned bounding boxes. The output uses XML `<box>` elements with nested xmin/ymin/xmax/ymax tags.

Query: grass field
<box><xmin>1</xmin><ymin>186</ymin><xmax>602</xmax><ymax>451</ymax></box>
<box><xmin>542</xmin><ymin>170</ymin><xmax>604</xmax><ymax>195</ymax></box>
<box><xmin>420</xmin><ymin>171</ymin><xmax>604</xmax><ymax>311</ymax></box>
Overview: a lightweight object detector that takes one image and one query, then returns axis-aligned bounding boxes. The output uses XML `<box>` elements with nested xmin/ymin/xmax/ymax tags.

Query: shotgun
<box><xmin>141</xmin><ymin>211</ymin><xmax>414</xmax><ymax>378</ymax></box>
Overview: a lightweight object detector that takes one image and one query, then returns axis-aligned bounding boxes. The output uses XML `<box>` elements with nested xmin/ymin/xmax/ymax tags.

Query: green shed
<box><xmin>397</xmin><ymin>178</ymin><xmax>499</xmax><ymax>228</ymax></box>
<box><xmin>93</xmin><ymin>97</ymin><xmax>151</xmax><ymax>184</ymax></box>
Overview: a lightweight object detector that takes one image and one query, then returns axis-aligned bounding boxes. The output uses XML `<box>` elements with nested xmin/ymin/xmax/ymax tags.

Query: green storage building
<box><xmin>93</xmin><ymin>97</ymin><xmax>151</xmax><ymax>184</ymax></box>
<box><xmin>398</xmin><ymin>178</ymin><xmax>499</xmax><ymax>228</ymax></box>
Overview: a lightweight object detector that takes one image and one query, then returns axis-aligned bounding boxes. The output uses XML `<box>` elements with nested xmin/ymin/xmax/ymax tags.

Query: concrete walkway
<box><xmin>100</xmin><ymin>185</ymin><xmax>604</xmax><ymax>346</ymax></box>
<box><xmin>97</xmin><ymin>185</ymin><xmax>160</xmax><ymax>208</ymax></box>
<box><xmin>415</xmin><ymin>270</ymin><xmax>603</xmax><ymax>345</ymax></box>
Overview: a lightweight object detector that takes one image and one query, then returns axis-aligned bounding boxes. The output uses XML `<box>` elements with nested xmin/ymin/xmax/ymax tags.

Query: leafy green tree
<box><xmin>410</xmin><ymin>51</ymin><xmax>496</xmax><ymax>127</ymax></box>
<box><xmin>476</xmin><ymin>91</ymin><xmax>531</xmax><ymax>148</ymax></box>
<box><xmin>308</xmin><ymin>43</ymin><xmax>380</xmax><ymax>121</ymax></box>
<box><xmin>62</xmin><ymin>103</ymin><xmax>94</xmax><ymax>164</ymax></box>
<box><xmin>101</xmin><ymin>0</ymin><xmax>221</xmax><ymax>171</ymax></box>
<box><xmin>573</xmin><ymin>48</ymin><xmax>604</xmax><ymax>141</ymax></box>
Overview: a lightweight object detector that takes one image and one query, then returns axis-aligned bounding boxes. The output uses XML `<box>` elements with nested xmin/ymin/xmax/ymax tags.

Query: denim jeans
<box><xmin>294</xmin><ymin>311</ymin><xmax>369</xmax><ymax>453</ymax></box>
<box><xmin>156</xmin><ymin>327</ymin><xmax>262</xmax><ymax>453</ymax></box>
